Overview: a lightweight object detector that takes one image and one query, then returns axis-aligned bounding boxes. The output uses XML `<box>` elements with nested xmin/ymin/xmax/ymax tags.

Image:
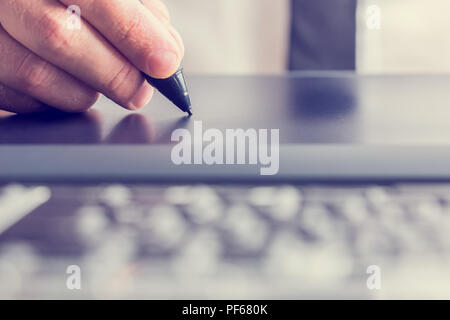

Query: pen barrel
<box><xmin>143</xmin><ymin>67</ymin><xmax>191</xmax><ymax>113</ymax></box>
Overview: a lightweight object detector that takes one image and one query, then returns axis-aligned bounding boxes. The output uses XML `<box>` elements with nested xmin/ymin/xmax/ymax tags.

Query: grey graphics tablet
<box><xmin>2</xmin><ymin>72</ymin><xmax>450</xmax><ymax>182</ymax></box>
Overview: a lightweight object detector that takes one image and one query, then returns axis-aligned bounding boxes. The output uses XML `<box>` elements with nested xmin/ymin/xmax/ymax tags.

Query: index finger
<box><xmin>59</xmin><ymin>0</ymin><xmax>183</xmax><ymax>79</ymax></box>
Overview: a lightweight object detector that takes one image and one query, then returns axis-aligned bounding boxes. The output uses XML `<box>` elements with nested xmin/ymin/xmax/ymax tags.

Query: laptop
<box><xmin>1</xmin><ymin>72</ymin><xmax>450</xmax><ymax>299</ymax></box>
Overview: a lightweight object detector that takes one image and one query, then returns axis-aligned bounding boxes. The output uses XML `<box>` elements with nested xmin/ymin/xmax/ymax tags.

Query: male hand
<box><xmin>0</xmin><ymin>0</ymin><xmax>184</xmax><ymax>113</ymax></box>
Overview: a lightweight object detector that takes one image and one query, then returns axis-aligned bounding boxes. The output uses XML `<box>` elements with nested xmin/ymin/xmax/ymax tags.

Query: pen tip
<box><xmin>187</xmin><ymin>109</ymin><xmax>193</xmax><ymax>116</ymax></box>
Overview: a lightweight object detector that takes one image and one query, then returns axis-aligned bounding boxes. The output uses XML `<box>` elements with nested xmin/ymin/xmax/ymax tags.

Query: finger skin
<box><xmin>142</xmin><ymin>0</ymin><xmax>171</xmax><ymax>24</ymax></box>
<box><xmin>0</xmin><ymin>83</ymin><xmax>48</xmax><ymax>114</ymax></box>
<box><xmin>0</xmin><ymin>26</ymin><xmax>99</xmax><ymax>113</ymax></box>
<box><xmin>0</xmin><ymin>0</ymin><xmax>153</xmax><ymax>110</ymax></box>
<box><xmin>58</xmin><ymin>0</ymin><xmax>183</xmax><ymax>78</ymax></box>
<box><xmin>141</xmin><ymin>0</ymin><xmax>185</xmax><ymax>57</ymax></box>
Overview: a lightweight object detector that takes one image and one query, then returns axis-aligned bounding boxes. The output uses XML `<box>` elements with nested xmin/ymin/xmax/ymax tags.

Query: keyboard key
<box><xmin>264</xmin><ymin>232</ymin><xmax>352</xmax><ymax>282</ymax></box>
<box><xmin>267</xmin><ymin>186</ymin><xmax>302</xmax><ymax>222</ymax></box>
<box><xmin>165</xmin><ymin>186</ymin><xmax>191</xmax><ymax>206</ymax></box>
<box><xmin>172</xmin><ymin>230</ymin><xmax>221</xmax><ymax>276</ymax></box>
<box><xmin>299</xmin><ymin>204</ymin><xmax>344</xmax><ymax>242</ymax></box>
<box><xmin>0</xmin><ymin>242</ymin><xmax>40</xmax><ymax>299</ymax></box>
<box><xmin>100</xmin><ymin>184</ymin><xmax>132</xmax><ymax>208</ymax></box>
<box><xmin>75</xmin><ymin>205</ymin><xmax>110</xmax><ymax>244</ymax></box>
<box><xmin>221</xmin><ymin>204</ymin><xmax>269</xmax><ymax>254</ymax></box>
<box><xmin>249</xmin><ymin>186</ymin><xmax>302</xmax><ymax>222</ymax></box>
<box><xmin>185</xmin><ymin>186</ymin><xmax>224</xmax><ymax>224</ymax></box>
<box><xmin>339</xmin><ymin>196</ymin><xmax>371</xmax><ymax>225</ymax></box>
<box><xmin>142</xmin><ymin>205</ymin><xmax>187</xmax><ymax>251</ymax></box>
<box><xmin>0</xmin><ymin>185</ymin><xmax>51</xmax><ymax>234</ymax></box>
<box><xmin>248</xmin><ymin>187</ymin><xmax>278</xmax><ymax>207</ymax></box>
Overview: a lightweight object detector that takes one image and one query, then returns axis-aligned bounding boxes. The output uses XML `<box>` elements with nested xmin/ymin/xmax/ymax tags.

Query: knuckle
<box><xmin>16</xmin><ymin>53</ymin><xmax>52</xmax><ymax>90</ymax></box>
<box><xmin>106</xmin><ymin>62</ymin><xmax>136</xmax><ymax>98</ymax></box>
<box><xmin>36</xmin><ymin>11</ymin><xmax>74</xmax><ymax>53</ymax></box>
<box><xmin>115</xmin><ymin>13</ymin><xmax>144</xmax><ymax>45</ymax></box>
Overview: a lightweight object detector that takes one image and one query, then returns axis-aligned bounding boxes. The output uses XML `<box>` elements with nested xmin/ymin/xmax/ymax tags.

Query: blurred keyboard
<box><xmin>1</xmin><ymin>183</ymin><xmax>450</xmax><ymax>299</ymax></box>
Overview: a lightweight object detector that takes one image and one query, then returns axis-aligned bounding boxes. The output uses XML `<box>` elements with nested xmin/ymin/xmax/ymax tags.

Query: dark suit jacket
<box><xmin>289</xmin><ymin>0</ymin><xmax>357</xmax><ymax>70</ymax></box>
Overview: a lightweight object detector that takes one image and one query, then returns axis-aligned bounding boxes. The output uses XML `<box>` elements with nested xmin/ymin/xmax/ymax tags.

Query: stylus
<box><xmin>142</xmin><ymin>67</ymin><xmax>192</xmax><ymax>116</ymax></box>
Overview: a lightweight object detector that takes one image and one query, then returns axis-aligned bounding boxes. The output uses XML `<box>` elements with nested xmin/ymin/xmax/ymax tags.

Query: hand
<box><xmin>0</xmin><ymin>0</ymin><xmax>184</xmax><ymax>114</ymax></box>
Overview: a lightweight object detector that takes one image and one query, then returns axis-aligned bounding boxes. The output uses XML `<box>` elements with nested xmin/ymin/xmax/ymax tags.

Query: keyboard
<box><xmin>1</xmin><ymin>183</ymin><xmax>450</xmax><ymax>299</ymax></box>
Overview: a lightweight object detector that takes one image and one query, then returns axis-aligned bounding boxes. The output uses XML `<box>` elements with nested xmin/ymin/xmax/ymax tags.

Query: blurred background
<box><xmin>164</xmin><ymin>0</ymin><xmax>450</xmax><ymax>74</ymax></box>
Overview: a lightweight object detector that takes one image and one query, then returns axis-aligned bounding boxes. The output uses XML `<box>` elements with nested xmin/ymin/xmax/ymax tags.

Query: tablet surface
<box><xmin>2</xmin><ymin>72</ymin><xmax>450</xmax><ymax>181</ymax></box>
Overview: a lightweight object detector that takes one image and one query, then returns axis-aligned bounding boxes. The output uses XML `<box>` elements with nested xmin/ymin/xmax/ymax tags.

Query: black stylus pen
<box><xmin>142</xmin><ymin>67</ymin><xmax>192</xmax><ymax>116</ymax></box>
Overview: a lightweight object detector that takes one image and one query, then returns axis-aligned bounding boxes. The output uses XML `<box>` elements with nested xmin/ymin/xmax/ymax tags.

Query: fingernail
<box><xmin>147</xmin><ymin>50</ymin><xmax>179</xmax><ymax>79</ymax></box>
<box><xmin>128</xmin><ymin>84</ymin><xmax>154</xmax><ymax>110</ymax></box>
